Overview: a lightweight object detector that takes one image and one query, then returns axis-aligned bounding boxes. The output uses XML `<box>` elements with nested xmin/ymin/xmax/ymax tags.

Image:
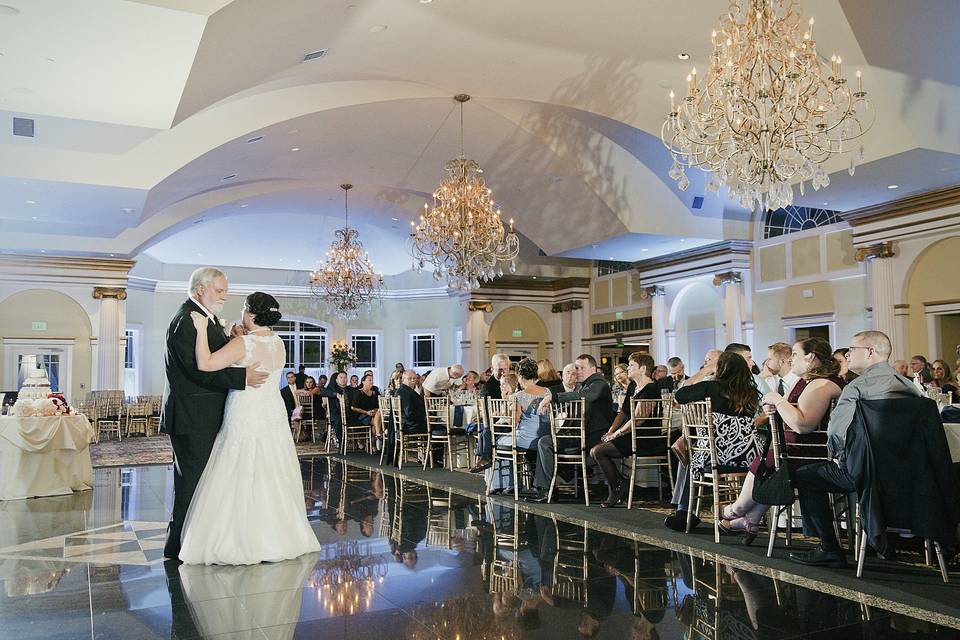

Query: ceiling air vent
<box><xmin>691</xmin><ymin>195</ymin><xmax>704</xmax><ymax>210</ymax></box>
<box><xmin>302</xmin><ymin>49</ymin><xmax>328</xmax><ymax>62</ymax></box>
<box><xmin>13</xmin><ymin>117</ymin><xmax>34</xmax><ymax>137</ymax></box>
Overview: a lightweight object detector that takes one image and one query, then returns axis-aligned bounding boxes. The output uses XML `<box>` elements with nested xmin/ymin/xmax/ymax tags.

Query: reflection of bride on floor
<box><xmin>173</xmin><ymin>553</ymin><xmax>320</xmax><ymax>638</ymax></box>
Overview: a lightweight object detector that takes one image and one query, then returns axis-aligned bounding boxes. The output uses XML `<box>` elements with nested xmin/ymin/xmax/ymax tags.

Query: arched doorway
<box><xmin>488</xmin><ymin>306</ymin><xmax>550</xmax><ymax>363</ymax></box>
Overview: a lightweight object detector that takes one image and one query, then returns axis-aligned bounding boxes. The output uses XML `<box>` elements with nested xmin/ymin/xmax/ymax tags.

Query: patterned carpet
<box><xmin>89</xmin><ymin>434</ymin><xmax>331</xmax><ymax>468</ymax></box>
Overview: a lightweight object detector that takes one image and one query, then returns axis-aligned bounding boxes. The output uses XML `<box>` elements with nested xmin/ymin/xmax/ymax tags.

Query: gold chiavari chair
<box><xmin>489</xmin><ymin>503</ymin><xmax>522</xmax><ymax>595</ymax></box>
<box><xmin>293</xmin><ymin>391</ymin><xmax>316</xmax><ymax>443</ymax></box>
<box><xmin>426</xmin><ymin>486</ymin><xmax>453</xmax><ymax>548</ymax></box>
<box><xmin>377</xmin><ymin>395</ymin><xmax>395</xmax><ymax>465</ymax></box>
<box><xmin>95</xmin><ymin>401</ymin><xmax>123</xmax><ymax>442</ymax></box>
<box><xmin>551</xmin><ymin>517</ymin><xmax>589</xmax><ymax>603</ymax></box>
<box><xmin>627</xmin><ymin>397</ymin><xmax>674</xmax><ymax>507</ymax></box>
<box><xmin>546</xmin><ymin>399</ymin><xmax>589</xmax><ymax>505</ymax></box>
<box><xmin>487</xmin><ymin>397</ymin><xmax>523</xmax><ymax>499</ymax></box>
<box><xmin>682</xmin><ymin>399</ymin><xmax>748</xmax><ymax>543</ymax></box>
<box><xmin>390</xmin><ymin>396</ymin><xmax>429</xmax><ymax>469</ymax></box>
<box><xmin>124</xmin><ymin>401</ymin><xmax>151</xmax><ymax>437</ymax></box>
<box><xmin>424</xmin><ymin>396</ymin><xmax>452</xmax><ymax>470</ymax></box>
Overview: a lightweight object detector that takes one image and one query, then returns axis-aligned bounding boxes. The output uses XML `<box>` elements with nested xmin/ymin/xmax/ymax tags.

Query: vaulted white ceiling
<box><xmin>0</xmin><ymin>0</ymin><xmax>958</xmax><ymax>273</ymax></box>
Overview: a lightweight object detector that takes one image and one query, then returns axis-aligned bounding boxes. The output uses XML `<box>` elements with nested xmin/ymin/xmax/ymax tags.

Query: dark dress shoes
<box><xmin>788</xmin><ymin>546</ymin><xmax>848</xmax><ymax>569</ymax></box>
<box><xmin>524</xmin><ymin>489</ymin><xmax>551</xmax><ymax>504</ymax></box>
<box><xmin>663</xmin><ymin>510</ymin><xmax>700</xmax><ymax>532</ymax></box>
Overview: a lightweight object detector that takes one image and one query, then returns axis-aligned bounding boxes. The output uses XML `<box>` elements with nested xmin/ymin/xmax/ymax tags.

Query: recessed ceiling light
<box><xmin>246</xmin><ymin>135</ymin><xmax>264</xmax><ymax>144</ymax></box>
<box><xmin>31</xmin><ymin>216</ymin><xmax>37</xmax><ymax>220</ymax></box>
<box><xmin>122</xmin><ymin>207</ymin><xmax>134</xmax><ymax>213</ymax></box>
<box><xmin>887</xmin><ymin>184</ymin><xmax>899</xmax><ymax>189</ymax></box>
<box><xmin>222</xmin><ymin>174</ymin><xmax>238</xmax><ymax>180</ymax></box>
<box><xmin>391</xmin><ymin>217</ymin><xmax>398</xmax><ymax>221</ymax></box>
<box><xmin>291</xmin><ymin>147</ymin><xmax>300</xmax><ymax>152</ymax></box>
<box><xmin>641</xmin><ymin>248</ymin><xmax>649</xmax><ymax>252</ymax></box>
<box><xmin>0</xmin><ymin>5</ymin><xmax>21</xmax><ymax>16</ymax></box>
<box><xmin>823</xmin><ymin>202</ymin><xmax>829</xmax><ymax>206</ymax></box>
<box><xmin>240</xmin><ymin>203</ymin><xmax>249</xmax><ymax>208</ymax></box>
<box><xmin>369</xmin><ymin>24</ymin><xmax>387</xmax><ymax>33</ymax></box>
<box><xmin>109</xmin><ymin>253</ymin><xmax>115</xmax><ymax>257</ymax></box>
<box><xmin>287</xmin><ymin>129</ymin><xmax>298</xmax><ymax>135</ymax></box>
<box><xmin>532</xmin><ymin>276</ymin><xmax>537</xmax><ymax>279</ymax></box>
<box><xmin>420</xmin><ymin>0</ymin><xmax>433</xmax><ymax>3</ymax></box>
<box><xmin>25</xmin><ymin>200</ymin><xmax>35</xmax><ymax>204</ymax></box>
<box><xmin>677</xmin><ymin>52</ymin><xmax>690</xmax><ymax>60</ymax></box>
<box><xmin>608</xmin><ymin>256</ymin><xmax>615</xmax><ymax>260</ymax></box>
<box><xmin>40</xmin><ymin>250</ymin><xmax>45</xmax><ymax>253</ymax></box>
<box><xmin>679</xmin><ymin>238</ymin><xmax>685</xmax><ymax>243</ymax></box>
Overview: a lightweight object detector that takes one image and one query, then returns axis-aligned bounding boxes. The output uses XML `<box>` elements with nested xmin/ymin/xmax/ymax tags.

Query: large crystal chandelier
<box><xmin>411</xmin><ymin>94</ymin><xmax>520</xmax><ymax>291</ymax></box>
<box><xmin>661</xmin><ymin>0</ymin><xmax>874</xmax><ymax>211</ymax></box>
<box><xmin>309</xmin><ymin>184</ymin><xmax>384</xmax><ymax>320</ymax></box>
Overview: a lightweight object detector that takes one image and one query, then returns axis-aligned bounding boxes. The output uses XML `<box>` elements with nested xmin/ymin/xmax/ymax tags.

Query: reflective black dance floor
<box><xmin>0</xmin><ymin>458</ymin><xmax>958</xmax><ymax>639</ymax></box>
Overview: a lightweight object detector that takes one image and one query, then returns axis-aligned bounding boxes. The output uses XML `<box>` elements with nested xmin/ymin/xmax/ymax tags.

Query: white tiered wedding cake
<box><xmin>11</xmin><ymin>356</ymin><xmax>71</xmax><ymax>417</ymax></box>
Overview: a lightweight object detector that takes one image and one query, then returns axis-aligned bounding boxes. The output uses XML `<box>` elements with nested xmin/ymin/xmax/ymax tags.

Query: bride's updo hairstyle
<box><xmin>516</xmin><ymin>357</ymin><xmax>538</xmax><ymax>383</ymax></box>
<box><xmin>245</xmin><ymin>292</ymin><xmax>282</xmax><ymax>327</ymax></box>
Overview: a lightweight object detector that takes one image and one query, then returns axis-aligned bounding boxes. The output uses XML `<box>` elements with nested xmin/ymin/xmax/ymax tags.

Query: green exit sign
<box><xmin>31</xmin><ymin>321</ymin><xmax>47</xmax><ymax>331</ymax></box>
<box><xmin>512</xmin><ymin>329</ymin><xmax>523</xmax><ymax>337</ymax></box>
<box><xmin>615</xmin><ymin>311</ymin><xmax>623</xmax><ymax>320</ymax></box>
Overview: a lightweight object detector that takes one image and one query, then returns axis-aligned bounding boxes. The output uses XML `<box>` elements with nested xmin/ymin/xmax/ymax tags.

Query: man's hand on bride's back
<box><xmin>245</xmin><ymin>361</ymin><xmax>268</xmax><ymax>388</ymax></box>
<box><xmin>189</xmin><ymin>311</ymin><xmax>208</xmax><ymax>331</ymax></box>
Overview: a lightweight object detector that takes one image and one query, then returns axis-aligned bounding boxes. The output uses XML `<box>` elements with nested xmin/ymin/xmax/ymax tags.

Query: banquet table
<box><xmin>944</xmin><ymin>422</ymin><xmax>960</xmax><ymax>464</ymax></box>
<box><xmin>0</xmin><ymin>415</ymin><xmax>94</xmax><ymax>500</ymax></box>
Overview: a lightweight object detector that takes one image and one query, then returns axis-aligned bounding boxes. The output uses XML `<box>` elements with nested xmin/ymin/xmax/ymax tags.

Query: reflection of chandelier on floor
<box><xmin>309</xmin><ymin>184</ymin><xmax>384</xmax><ymax>320</ymax></box>
<box><xmin>307</xmin><ymin>541</ymin><xmax>387</xmax><ymax>617</ymax></box>
<box><xmin>411</xmin><ymin>94</ymin><xmax>520</xmax><ymax>291</ymax></box>
<box><xmin>661</xmin><ymin>0</ymin><xmax>874</xmax><ymax>211</ymax></box>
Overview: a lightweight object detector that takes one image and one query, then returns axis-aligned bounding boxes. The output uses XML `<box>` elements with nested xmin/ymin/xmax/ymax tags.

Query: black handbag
<box><xmin>751</xmin><ymin>414</ymin><xmax>796</xmax><ymax>506</ymax></box>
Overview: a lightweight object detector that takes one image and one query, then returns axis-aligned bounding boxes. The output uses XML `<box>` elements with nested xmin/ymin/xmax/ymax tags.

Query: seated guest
<box><xmin>349</xmin><ymin>374</ymin><xmax>360</xmax><ymax>388</ymax></box>
<box><xmin>423</xmin><ymin>363</ymin><xmax>465</xmax><ymax>397</ymax></box>
<box><xmin>591</xmin><ymin>353</ymin><xmax>663</xmax><ymax>507</ymax></box>
<box><xmin>833</xmin><ymin>348</ymin><xmax>859</xmax><ymax>384</ymax></box>
<box><xmin>764</xmin><ymin>342</ymin><xmax>800</xmax><ymax>397</ymax></box>
<box><xmin>611</xmin><ymin>363</ymin><xmax>630</xmax><ymax>408</ymax></box>
<box><xmin>664</xmin><ymin>352</ymin><xmax>761</xmax><ymax>531</ymax></box>
<box><xmin>653</xmin><ymin>365</ymin><xmax>668</xmax><ymax>384</ymax></box>
<box><xmin>483</xmin><ymin>354</ymin><xmax>510</xmax><ymax>399</ymax></box>
<box><xmin>725</xmin><ymin>343</ymin><xmax>771</xmax><ymax>394</ymax></box>
<box><xmin>910</xmin><ymin>354</ymin><xmax>933</xmax><ymax>382</ymax></box>
<box><xmin>462</xmin><ymin>370</ymin><xmax>481</xmax><ymax>395</ymax></box>
<box><xmin>892</xmin><ymin>359</ymin><xmax>909</xmax><ymax>377</ymax></box>
<box><xmin>527</xmin><ymin>354</ymin><xmax>614</xmax><ymax>503</ymax></box>
<box><xmin>560</xmin><ymin>363</ymin><xmax>578</xmax><ymax>392</ymax></box>
<box><xmin>304</xmin><ymin>375</ymin><xmax>327</xmax><ymax>421</ymax></box>
<box><xmin>350</xmin><ymin>374</ymin><xmax>382</xmax><ymax>446</ymax></box>
<box><xmin>398</xmin><ymin>370</ymin><xmax>427</xmax><ymax>434</ymax></box>
<box><xmin>790</xmin><ymin>330</ymin><xmax>922</xmax><ymax>568</ymax></box>
<box><xmin>388</xmin><ymin>363</ymin><xmax>404</xmax><ymax>395</ymax></box>
<box><xmin>659</xmin><ymin>356</ymin><xmax>689</xmax><ymax>392</ymax></box>
<box><xmin>294</xmin><ymin>364</ymin><xmax>307</xmax><ymax>389</ymax></box>
<box><xmin>500</xmin><ymin>372</ymin><xmax>519</xmax><ymax>400</ymax></box>
<box><xmin>719</xmin><ymin>337</ymin><xmax>844</xmax><ymax>541</ymax></box>
<box><xmin>281</xmin><ymin>371</ymin><xmax>297</xmax><ymax>421</ymax></box>
<box><xmin>487</xmin><ymin>358</ymin><xmax>550</xmax><ymax>495</ymax></box>
<box><xmin>315</xmin><ymin>371</ymin><xmax>352</xmax><ymax>444</ymax></box>
<box><xmin>536</xmin><ymin>359</ymin><xmax>563</xmax><ymax>392</ymax></box>
<box><xmin>681</xmin><ymin>349</ymin><xmax>723</xmax><ymax>387</ymax></box>
<box><xmin>931</xmin><ymin>360</ymin><xmax>958</xmax><ymax>398</ymax></box>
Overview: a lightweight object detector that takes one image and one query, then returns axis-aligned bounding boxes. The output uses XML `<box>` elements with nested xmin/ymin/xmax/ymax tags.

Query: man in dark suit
<box><xmin>482</xmin><ymin>353</ymin><xmax>510</xmax><ymax>399</ymax></box>
<box><xmin>294</xmin><ymin>364</ymin><xmax>307</xmax><ymax>389</ymax></box>
<box><xmin>398</xmin><ymin>370</ymin><xmax>427</xmax><ymax>433</ymax></box>
<box><xmin>160</xmin><ymin>267</ymin><xmax>268</xmax><ymax>560</ymax></box>
<box><xmin>315</xmin><ymin>370</ymin><xmax>351</xmax><ymax>444</ymax></box>
<box><xmin>658</xmin><ymin>356</ymin><xmax>689</xmax><ymax>392</ymax></box>
<box><xmin>528</xmin><ymin>353</ymin><xmax>614</xmax><ymax>503</ymax></box>
<box><xmin>280</xmin><ymin>371</ymin><xmax>297</xmax><ymax>421</ymax></box>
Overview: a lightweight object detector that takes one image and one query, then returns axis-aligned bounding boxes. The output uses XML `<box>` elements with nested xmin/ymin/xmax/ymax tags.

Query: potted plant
<box><xmin>329</xmin><ymin>341</ymin><xmax>358</xmax><ymax>373</ymax></box>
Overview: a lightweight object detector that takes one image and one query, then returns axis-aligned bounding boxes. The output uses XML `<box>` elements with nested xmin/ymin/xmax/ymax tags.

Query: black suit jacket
<box><xmin>280</xmin><ymin>385</ymin><xmax>296</xmax><ymax>420</ymax></box>
<box><xmin>316</xmin><ymin>377</ymin><xmax>351</xmax><ymax>428</ymax></box>
<box><xmin>398</xmin><ymin>384</ymin><xmax>427</xmax><ymax>433</ymax></box>
<box><xmin>551</xmin><ymin>372</ymin><xmax>615</xmax><ymax>448</ymax></box>
<box><xmin>160</xmin><ymin>300</ymin><xmax>245</xmax><ymax>437</ymax></box>
<box><xmin>482</xmin><ymin>374</ymin><xmax>502</xmax><ymax>399</ymax></box>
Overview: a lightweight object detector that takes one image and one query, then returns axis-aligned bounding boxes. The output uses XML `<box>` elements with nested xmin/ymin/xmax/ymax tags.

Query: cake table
<box><xmin>0</xmin><ymin>414</ymin><xmax>94</xmax><ymax>500</ymax></box>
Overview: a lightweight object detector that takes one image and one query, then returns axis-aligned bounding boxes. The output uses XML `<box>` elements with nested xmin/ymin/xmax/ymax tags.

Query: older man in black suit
<box><xmin>398</xmin><ymin>370</ymin><xmax>427</xmax><ymax>433</ymax></box>
<box><xmin>160</xmin><ymin>267</ymin><xmax>268</xmax><ymax>560</ymax></box>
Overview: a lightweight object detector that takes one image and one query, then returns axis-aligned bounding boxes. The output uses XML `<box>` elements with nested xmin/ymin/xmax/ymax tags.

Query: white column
<box><xmin>860</xmin><ymin>243</ymin><xmax>896</xmax><ymax>344</ymax></box>
<box><xmin>94</xmin><ymin>287</ymin><xmax>125</xmax><ymax>391</ymax></box>
<box><xmin>894</xmin><ymin>305</ymin><xmax>910</xmax><ymax>362</ymax></box>
<box><xmin>716</xmin><ymin>272</ymin><xmax>744</xmax><ymax>345</ymax></box>
<box><xmin>570</xmin><ymin>304</ymin><xmax>586</xmax><ymax>357</ymax></box>
<box><xmin>648</xmin><ymin>286</ymin><xmax>668</xmax><ymax>362</ymax></box>
<box><xmin>665</xmin><ymin>329</ymin><xmax>678</xmax><ymax>360</ymax></box>
<box><xmin>465</xmin><ymin>304</ymin><xmax>489</xmax><ymax>373</ymax></box>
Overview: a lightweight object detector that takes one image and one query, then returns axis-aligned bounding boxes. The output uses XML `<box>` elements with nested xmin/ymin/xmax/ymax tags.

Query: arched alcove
<box><xmin>668</xmin><ymin>281</ymin><xmax>723</xmax><ymax>367</ymax></box>
<box><xmin>904</xmin><ymin>235</ymin><xmax>960</xmax><ymax>359</ymax></box>
<box><xmin>488</xmin><ymin>305</ymin><xmax>550</xmax><ymax>361</ymax></box>
<box><xmin>0</xmin><ymin>289</ymin><xmax>94</xmax><ymax>401</ymax></box>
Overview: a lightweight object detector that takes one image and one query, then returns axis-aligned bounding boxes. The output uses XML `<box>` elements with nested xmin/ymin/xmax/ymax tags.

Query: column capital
<box><xmin>855</xmin><ymin>242</ymin><xmax>895</xmax><ymax>262</ymax></box>
<box><xmin>467</xmin><ymin>300</ymin><xmax>493</xmax><ymax>313</ymax></box>
<box><xmin>551</xmin><ymin>300</ymin><xmax>583</xmax><ymax>313</ymax></box>
<box><xmin>712</xmin><ymin>271</ymin><xmax>742</xmax><ymax>287</ymax></box>
<box><xmin>638</xmin><ymin>285</ymin><xmax>665</xmax><ymax>299</ymax></box>
<box><xmin>93</xmin><ymin>286</ymin><xmax>127</xmax><ymax>300</ymax></box>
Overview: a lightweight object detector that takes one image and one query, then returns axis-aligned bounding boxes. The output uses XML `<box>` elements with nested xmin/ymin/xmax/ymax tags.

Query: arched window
<box><xmin>763</xmin><ymin>205</ymin><xmax>842</xmax><ymax>239</ymax></box>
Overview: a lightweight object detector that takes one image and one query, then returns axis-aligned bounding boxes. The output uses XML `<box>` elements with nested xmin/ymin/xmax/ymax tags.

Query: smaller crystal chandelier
<box><xmin>411</xmin><ymin>94</ymin><xmax>520</xmax><ymax>291</ymax></box>
<box><xmin>309</xmin><ymin>184</ymin><xmax>384</xmax><ymax>320</ymax></box>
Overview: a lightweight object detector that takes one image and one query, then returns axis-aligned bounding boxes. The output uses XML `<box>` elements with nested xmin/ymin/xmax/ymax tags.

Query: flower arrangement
<box><xmin>11</xmin><ymin>393</ymin><xmax>73</xmax><ymax>417</ymax></box>
<box><xmin>329</xmin><ymin>341</ymin><xmax>358</xmax><ymax>373</ymax></box>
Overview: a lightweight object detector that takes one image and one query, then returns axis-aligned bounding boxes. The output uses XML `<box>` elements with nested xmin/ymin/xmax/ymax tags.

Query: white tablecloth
<box><xmin>0</xmin><ymin>415</ymin><xmax>94</xmax><ymax>500</ymax></box>
<box><xmin>448</xmin><ymin>404</ymin><xmax>477</xmax><ymax>428</ymax></box>
<box><xmin>944</xmin><ymin>423</ymin><xmax>960</xmax><ymax>463</ymax></box>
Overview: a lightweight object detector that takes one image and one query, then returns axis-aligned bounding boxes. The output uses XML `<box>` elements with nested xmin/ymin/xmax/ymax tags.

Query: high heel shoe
<box><xmin>718</xmin><ymin>517</ymin><xmax>760</xmax><ymax>545</ymax></box>
<box><xmin>600</xmin><ymin>482</ymin><xmax>629</xmax><ymax>508</ymax></box>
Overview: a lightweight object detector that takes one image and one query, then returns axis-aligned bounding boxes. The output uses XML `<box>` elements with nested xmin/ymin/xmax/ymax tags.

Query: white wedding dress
<box><xmin>179</xmin><ymin>333</ymin><xmax>320</xmax><ymax>565</ymax></box>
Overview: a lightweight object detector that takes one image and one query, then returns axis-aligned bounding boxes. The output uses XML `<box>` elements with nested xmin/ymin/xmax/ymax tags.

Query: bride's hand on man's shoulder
<box><xmin>189</xmin><ymin>311</ymin><xmax>207</xmax><ymax>330</ymax></box>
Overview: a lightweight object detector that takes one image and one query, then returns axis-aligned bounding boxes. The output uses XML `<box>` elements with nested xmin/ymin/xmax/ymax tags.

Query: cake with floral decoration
<box><xmin>11</xmin><ymin>356</ymin><xmax>73</xmax><ymax>417</ymax></box>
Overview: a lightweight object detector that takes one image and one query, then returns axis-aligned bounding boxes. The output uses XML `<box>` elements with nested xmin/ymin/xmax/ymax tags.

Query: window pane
<box><xmin>351</xmin><ymin>335</ymin><xmax>377</xmax><ymax>368</ymax></box>
<box><xmin>124</xmin><ymin>330</ymin><xmax>135</xmax><ymax>369</ymax></box>
<box><xmin>302</xmin><ymin>337</ymin><xmax>325</xmax><ymax>367</ymax></box>
<box><xmin>412</xmin><ymin>334</ymin><xmax>435</xmax><ymax>368</ymax></box>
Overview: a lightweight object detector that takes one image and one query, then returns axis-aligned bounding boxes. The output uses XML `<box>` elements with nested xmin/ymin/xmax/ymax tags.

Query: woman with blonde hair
<box><xmin>931</xmin><ymin>359</ymin><xmax>958</xmax><ymax>399</ymax></box>
<box><xmin>536</xmin><ymin>358</ymin><xmax>563</xmax><ymax>392</ymax></box>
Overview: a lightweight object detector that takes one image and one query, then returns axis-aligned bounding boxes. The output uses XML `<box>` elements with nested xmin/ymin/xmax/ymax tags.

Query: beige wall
<box><xmin>905</xmin><ymin>236</ymin><xmax>960</xmax><ymax>358</ymax></box>
<box><xmin>488</xmin><ymin>305</ymin><xmax>549</xmax><ymax>360</ymax></box>
<box><xmin>0</xmin><ymin>289</ymin><xmax>93</xmax><ymax>400</ymax></box>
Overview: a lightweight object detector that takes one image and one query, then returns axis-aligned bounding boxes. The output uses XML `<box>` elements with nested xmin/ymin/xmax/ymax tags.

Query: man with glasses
<box><xmin>789</xmin><ymin>330</ymin><xmax>921</xmax><ymax>568</ymax></box>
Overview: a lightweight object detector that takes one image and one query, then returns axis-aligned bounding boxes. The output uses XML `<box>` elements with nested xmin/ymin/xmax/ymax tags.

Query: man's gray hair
<box><xmin>562</xmin><ymin>363</ymin><xmax>577</xmax><ymax>377</ymax></box>
<box><xmin>853</xmin><ymin>330</ymin><xmax>892</xmax><ymax>358</ymax></box>
<box><xmin>666</xmin><ymin>357</ymin><xmax>683</xmax><ymax>368</ymax></box>
<box><xmin>491</xmin><ymin>353</ymin><xmax>510</xmax><ymax>367</ymax></box>
<box><xmin>188</xmin><ymin>267</ymin><xmax>227</xmax><ymax>295</ymax></box>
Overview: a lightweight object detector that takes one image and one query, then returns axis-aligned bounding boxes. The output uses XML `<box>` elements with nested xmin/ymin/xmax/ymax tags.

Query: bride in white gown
<box><xmin>178</xmin><ymin>291</ymin><xmax>320</xmax><ymax>565</ymax></box>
